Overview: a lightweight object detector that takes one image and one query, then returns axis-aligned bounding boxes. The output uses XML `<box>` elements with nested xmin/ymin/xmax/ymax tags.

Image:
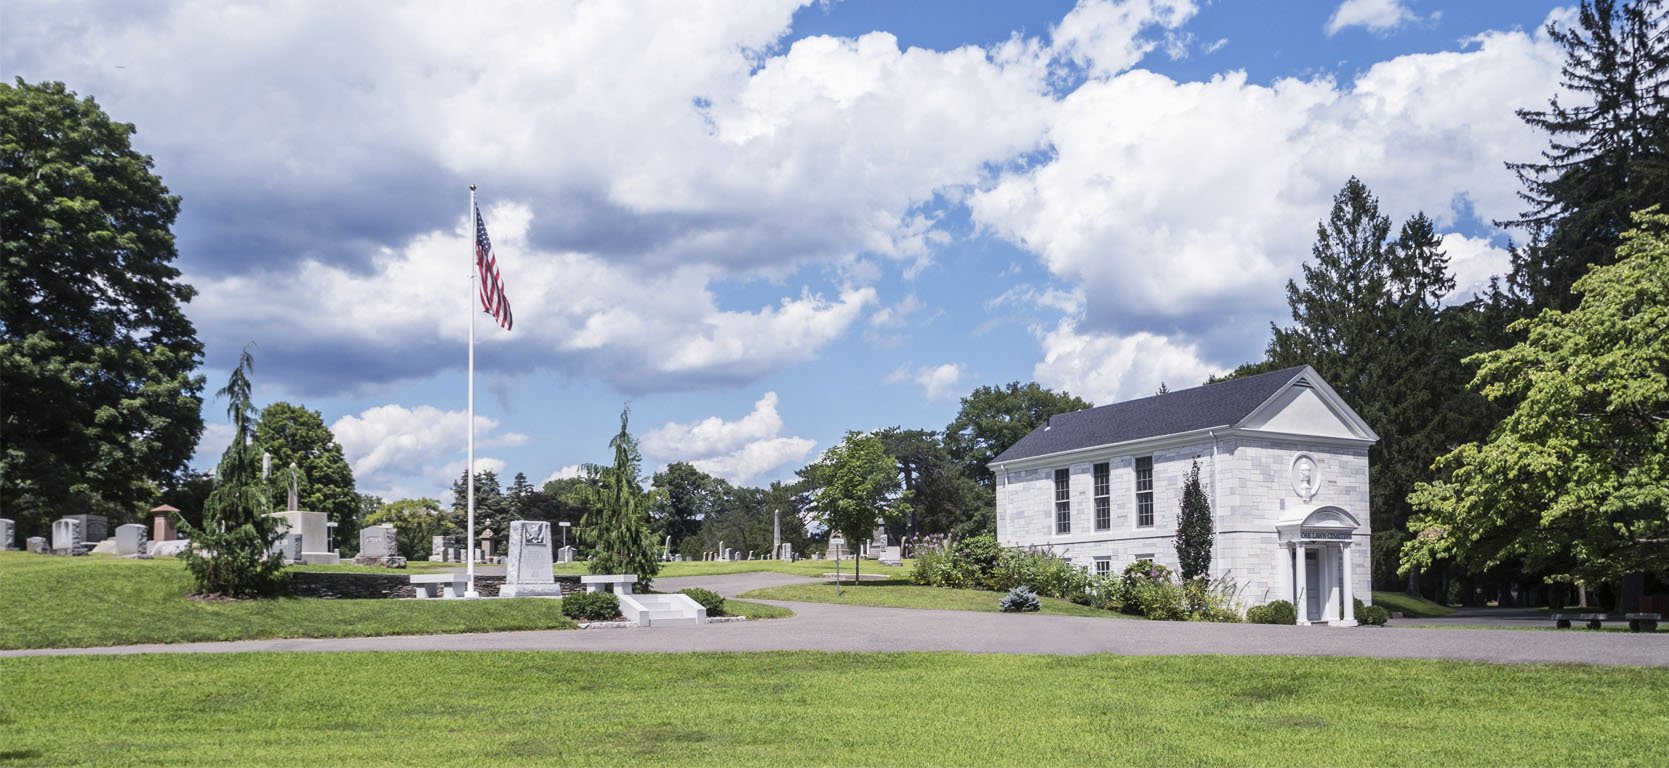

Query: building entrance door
<box><xmin>1305</xmin><ymin>550</ymin><xmax>1322</xmax><ymax>620</ymax></box>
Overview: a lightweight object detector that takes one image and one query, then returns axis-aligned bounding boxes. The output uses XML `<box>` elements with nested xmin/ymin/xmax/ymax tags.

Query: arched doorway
<box><xmin>1275</xmin><ymin>506</ymin><xmax>1361</xmax><ymax>626</ymax></box>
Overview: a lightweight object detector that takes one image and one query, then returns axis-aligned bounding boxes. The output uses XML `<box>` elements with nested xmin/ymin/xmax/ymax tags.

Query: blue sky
<box><xmin>4</xmin><ymin>0</ymin><xmax>1572</xmax><ymax>500</ymax></box>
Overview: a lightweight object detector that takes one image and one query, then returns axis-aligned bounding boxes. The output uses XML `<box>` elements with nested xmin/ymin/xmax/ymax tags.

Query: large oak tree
<box><xmin>1</xmin><ymin>80</ymin><xmax>205</xmax><ymax>535</ymax></box>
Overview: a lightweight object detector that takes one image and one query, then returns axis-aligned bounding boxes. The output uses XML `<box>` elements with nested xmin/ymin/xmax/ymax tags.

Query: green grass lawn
<box><xmin>551</xmin><ymin>557</ymin><xmax>913</xmax><ymax>579</ymax></box>
<box><xmin>1</xmin><ymin>651</ymin><xmax>1663</xmax><ymax>766</ymax></box>
<box><xmin>1371</xmin><ymin>590</ymin><xmax>1455</xmax><ymax>617</ymax></box>
<box><xmin>740</xmin><ymin>579</ymin><xmax>1129</xmax><ymax>619</ymax></box>
<box><xmin>718</xmin><ymin>599</ymin><xmax>794</xmax><ymax>620</ymax></box>
<box><xmin>0</xmin><ymin>552</ymin><xmax>579</xmax><ymax>649</ymax></box>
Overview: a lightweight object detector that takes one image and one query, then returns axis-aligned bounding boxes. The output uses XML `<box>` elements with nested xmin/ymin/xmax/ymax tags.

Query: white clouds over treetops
<box><xmin>885</xmin><ymin>363</ymin><xmax>968</xmax><ymax>402</ymax></box>
<box><xmin>641</xmin><ymin>392</ymin><xmax>815</xmax><ymax>486</ymax></box>
<box><xmin>4</xmin><ymin>1</ymin><xmax>1571</xmax><ymax>411</ymax></box>
<box><xmin>970</xmin><ymin>22</ymin><xmax>1562</xmax><ymax>334</ymax></box>
<box><xmin>330</xmin><ymin>404</ymin><xmax>527</xmax><ymax>499</ymax></box>
<box><xmin>1032</xmin><ymin>320</ymin><xmax>1222</xmax><ymax>404</ymax></box>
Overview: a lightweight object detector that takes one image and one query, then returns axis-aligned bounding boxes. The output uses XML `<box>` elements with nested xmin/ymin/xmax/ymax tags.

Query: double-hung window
<box><xmin>1093</xmin><ymin>462</ymin><xmax>1111</xmax><ymax>531</ymax></box>
<box><xmin>1135</xmin><ymin>456</ymin><xmax>1154</xmax><ymax>527</ymax></box>
<box><xmin>1054</xmin><ymin>468</ymin><xmax>1071</xmax><ymax>534</ymax></box>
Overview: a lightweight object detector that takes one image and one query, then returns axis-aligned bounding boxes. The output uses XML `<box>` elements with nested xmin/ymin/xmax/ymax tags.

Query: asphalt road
<box><xmin>3</xmin><ymin>572</ymin><xmax>1664</xmax><ymax>666</ymax></box>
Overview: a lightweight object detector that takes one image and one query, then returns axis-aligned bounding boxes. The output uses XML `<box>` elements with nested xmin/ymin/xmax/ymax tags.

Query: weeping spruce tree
<box><xmin>178</xmin><ymin>346</ymin><xmax>287</xmax><ymax>597</ymax></box>
<box><xmin>1173</xmin><ymin>460</ymin><xmax>1213</xmax><ymax>583</ymax></box>
<box><xmin>583</xmin><ymin>407</ymin><xmax>660</xmax><ymax>589</ymax></box>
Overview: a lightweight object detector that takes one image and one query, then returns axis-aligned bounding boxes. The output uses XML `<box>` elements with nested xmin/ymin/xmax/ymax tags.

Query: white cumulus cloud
<box><xmin>886</xmin><ymin>363</ymin><xmax>968</xmax><ymax>402</ymax></box>
<box><xmin>1032</xmin><ymin>320</ymin><xmax>1222</xmax><ymax>404</ymax></box>
<box><xmin>641</xmin><ymin>392</ymin><xmax>815</xmax><ymax>486</ymax></box>
<box><xmin>331</xmin><ymin>404</ymin><xmax>528</xmax><ymax>499</ymax></box>
<box><xmin>1327</xmin><ymin>0</ymin><xmax>1420</xmax><ymax>37</ymax></box>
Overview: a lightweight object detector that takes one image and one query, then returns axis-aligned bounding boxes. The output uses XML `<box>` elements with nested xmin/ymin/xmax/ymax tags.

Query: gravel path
<box><xmin>4</xmin><ymin>573</ymin><xmax>1664</xmax><ymax>666</ymax></box>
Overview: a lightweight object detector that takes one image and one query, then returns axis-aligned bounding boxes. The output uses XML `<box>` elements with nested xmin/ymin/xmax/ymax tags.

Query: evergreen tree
<box><xmin>178</xmin><ymin>346</ymin><xmax>286</xmax><ymax>597</ymax></box>
<box><xmin>1504</xmin><ymin>0</ymin><xmax>1669</xmax><ymax>311</ymax></box>
<box><xmin>450</xmin><ymin>468</ymin><xmax>511</xmax><ymax>538</ymax></box>
<box><xmin>1173</xmin><ymin>460</ymin><xmax>1213</xmax><ymax>582</ymax></box>
<box><xmin>1</xmin><ymin>80</ymin><xmax>206</xmax><ymax>536</ymax></box>
<box><xmin>582</xmin><ymin>407</ymin><xmax>660</xmax><ymax>587</ymax></box>
<box><xmin>1263</xmin><ymin>179</ymin><xmax>1463</xmax><ymax>589</ymax></box>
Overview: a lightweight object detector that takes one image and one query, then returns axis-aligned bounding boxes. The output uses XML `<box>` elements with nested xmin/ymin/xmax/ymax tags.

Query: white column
<box><xmin>1294</xmin><ymin>543</ymin><xmax>1308</xmax><ymax>625</ymax></box>
<box><xmin>1342</xmin><ymin>544</ymin><xmax>1356</xmax><ymax>624</ymax></box>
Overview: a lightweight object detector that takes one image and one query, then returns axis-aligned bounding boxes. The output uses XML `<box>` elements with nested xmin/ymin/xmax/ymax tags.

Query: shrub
<box><xmin>1360</xmin><ymin>605</ymin><xmax>1389</xmax><ymax>626</ymax></box>
<box><xmin>1118</xmin><ymin>560</ymin><xmax>1173</xmax><ymax>615</ymax></box>
<box><xmin>1130</xmin><ymin>577</ymin><xmax>1187</xmax><ymax>621</ymax></box>
<box><xmin>1248</xmin><ymin>600</ymin><xmax>1297</xmax><ymax>625</ymax></box>
<box><xmin>1183</xmin><ymin>578</ymin><xmax>1242</xmax><ymax>623</ymax></box>
<box><xmin>1088</xmin><ymin>574</ymin><xmax>1124</xmax><ymax>612</ymax></box>
<box><xmin>561</xmin><ymin>591</ymin><xmax>620</xmax><ymax>621</ymax></box>
<box><xmin>1353</xmin><ymin>597</ymin><xmax>1366</xmax><ymax>617</ymax></box>
<box><xmin>999</xmin><ymin>586</ymin><xmax>1040</xmax><ymax>613</ymax></box>
<box><xmin>680</xmin><ymin>588</ymin><xmax>726</xmax><ymax>617</ymax></box>
<box><xmin>989</xmin><ymin>548</ymin><xmax>1088</xmax><ymax>599</ymax></box>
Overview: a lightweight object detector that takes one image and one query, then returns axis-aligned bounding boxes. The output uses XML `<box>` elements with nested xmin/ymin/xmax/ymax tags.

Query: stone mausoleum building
<box><xmin>991</xmin><ymin>366</ymin><xmax>1377</xmax><ymax>625</ymax></box>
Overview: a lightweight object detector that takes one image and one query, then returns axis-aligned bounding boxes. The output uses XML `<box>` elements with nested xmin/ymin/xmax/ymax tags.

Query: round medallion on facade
<box><xmin>1290</xmin><ymin>453</ymin><xmax>1320</xmax><ymax>502</ymax></box>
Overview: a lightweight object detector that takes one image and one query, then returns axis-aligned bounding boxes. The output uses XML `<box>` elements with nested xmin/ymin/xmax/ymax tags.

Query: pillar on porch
<box><xmin>1342</xmin><ymin>544</ymin><xmax>1355</xmax><ymax>623</ymax></box>
<box><xmin>1293</xmin><ymin>543</ymin><xmax>1308</xmax><ymax>624</ymax></box>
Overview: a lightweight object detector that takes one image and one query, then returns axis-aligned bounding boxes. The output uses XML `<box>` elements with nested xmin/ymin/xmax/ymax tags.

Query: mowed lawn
<box><xmin>741</xmin><ymin>579</ymin><xmax>1130</xmax><ymax>619</ymax></box>
<box><xmin>2</xmin><ymin>652</ymin><xmax>1664</xmax><ymax>766</ymax></box>
<box><xmin>0</xmin><ymin>552</ymin><xmax>577</xmax><ymax>649</ymax></box>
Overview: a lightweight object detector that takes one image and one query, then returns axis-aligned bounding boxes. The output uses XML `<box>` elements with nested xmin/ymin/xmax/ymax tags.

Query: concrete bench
<box><xmin>410</xmin><ymin>574</ymin><xmax>468</xmax><ymax>599</ymax></box>
<box><xmin>1626</xmin><ymin>613</ymin><xmax>1661</xmax><ymax>632</ymax></box>
<box><xmin>580</xmin><ymin>574</ymin><xmax>637</xmax><ymax>595</ymax></box>
<box><xmin>1552</xmin><ymin>613</ymin><xmax>1611</xmax><ymax>630</ymax></box>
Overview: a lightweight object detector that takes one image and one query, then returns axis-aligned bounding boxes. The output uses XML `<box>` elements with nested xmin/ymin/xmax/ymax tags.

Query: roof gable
<box><xmin>990</xmin><ymin>366</ymin><xmax>1375</xmax><ymax>465</ymax></box>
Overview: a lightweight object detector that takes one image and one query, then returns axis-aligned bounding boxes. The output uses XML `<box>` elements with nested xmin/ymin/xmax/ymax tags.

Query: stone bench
<box><xmin>580</xmin><ymin>574</ymin><xmax>637</xmax><ymax>595</ymax></box>
<box><xmin>410</xmin><ymin>574</ymin><xmax>469</xmax><ymax>599</ymax></box>
<box><xmin>1626</xmin><ymin>613</ymin><xmax>1661</xmax><ymax>633</ymax></box>
<box><xmin>1551</xmin><ymin>613</ymin><xmax>1610</xmax><ymax>630</ymax></box>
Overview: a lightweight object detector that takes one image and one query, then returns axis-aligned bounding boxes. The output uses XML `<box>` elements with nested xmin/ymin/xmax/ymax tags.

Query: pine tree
<box><xmin>1504</xmin><ymin>0</ymin><xmax>1669</xmax><ymax>311</ymax></box>
<box><xmin>582</xmin><ymin>407</ymin><xmax>660</xmax><ymax>588</ymax></box>
<box><xmin>178</xmin><ymin>346</ymin><xmax>286</xmax><ymax>597</ymax></box>
<box><xmin>1173</xmin><ymin>460</ymin><xmax>1213</xmax><ymax>582</ymax></box>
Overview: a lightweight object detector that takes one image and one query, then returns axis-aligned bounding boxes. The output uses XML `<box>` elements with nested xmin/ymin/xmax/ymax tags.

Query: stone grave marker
<box><xmin>65</xmin><ymin>514</ymin><xmax>108</xmax><ymax>544</ymax></box>
<box><xmin>0</xmin><ymin>518</ymin><xmax>13</xmax><ymax>550</ymax></box>
<box><xmin>114</xmin><ymin>523</ymin><xmax>149</xmax><ymax>556</ymax></box>
<box><xmin>557</xmin><ymin>545</ymin><xmax>576</xmax><ymax>563</ymax></box>
<box><xmin>51</xmin><ymin>518</ymin><xmax>83</xmax><ymax>555</ymax></box>
<box><xmin>27</xmin><ymin>536</ymin><xmax>49</xmax><ymax>554</ymax></box>
<box><xmin>352</xmin><ymin>524</ymin><xmax>404</xmax><ymax>566</ymax></box>
<box><xmin>500</xmin><ymin>520</ymin><xmax>562</xmax><ymax>597</ymax></box>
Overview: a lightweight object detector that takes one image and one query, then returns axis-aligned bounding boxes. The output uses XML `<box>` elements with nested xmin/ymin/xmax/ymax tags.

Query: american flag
<box><xmin>473</xmin><ymin>204</ymin><xmax>513</xmax><ymax>331</ymax></box>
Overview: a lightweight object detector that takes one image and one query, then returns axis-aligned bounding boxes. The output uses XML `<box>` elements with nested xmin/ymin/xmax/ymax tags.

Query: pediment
<box><xmin>1237</xmin><ymin>371</ymin><xmax>1376</xmax><ymax>441</ymax></box>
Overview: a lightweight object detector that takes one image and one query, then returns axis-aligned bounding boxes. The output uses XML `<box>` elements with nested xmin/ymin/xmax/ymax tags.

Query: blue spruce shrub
<box><xmin>999</xmin><ymin>586</ymin><xmax>1041</xmax><ymax>613</ymax></box>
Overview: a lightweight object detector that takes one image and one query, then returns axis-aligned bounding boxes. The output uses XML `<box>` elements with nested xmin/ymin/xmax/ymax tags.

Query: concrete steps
<box><xmin>618</xmin><ymin>593</ymin><xmax>708</xmax><ymax>627</ymax></box>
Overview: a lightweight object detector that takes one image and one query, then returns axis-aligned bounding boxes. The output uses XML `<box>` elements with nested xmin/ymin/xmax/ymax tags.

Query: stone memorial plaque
<box><xmin>501</xmin><ymin>520</ymin><xmax>561</xmax><ymax>597</ymax></box>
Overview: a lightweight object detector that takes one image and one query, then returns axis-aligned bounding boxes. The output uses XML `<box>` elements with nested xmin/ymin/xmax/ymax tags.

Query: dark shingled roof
<box><xmin>991</xmin><ymin>366</ymin><xmax>1308</xmax><ymax>464</ymax></box>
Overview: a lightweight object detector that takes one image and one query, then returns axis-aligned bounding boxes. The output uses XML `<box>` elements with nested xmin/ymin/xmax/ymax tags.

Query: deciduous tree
<box><xmin>808</xmin><ymin>431</ymin><xmax>907</xmax><ymax>583</ymax></box>
<box><xmin>1</xmin><ymin>80</ymin><xmax>205</xmax><ymax>536</ymax></box>
<box><xmin>1403</xmin><ymin>211</ymin><xmax>1669</xmax><ymax>591</ymax></box>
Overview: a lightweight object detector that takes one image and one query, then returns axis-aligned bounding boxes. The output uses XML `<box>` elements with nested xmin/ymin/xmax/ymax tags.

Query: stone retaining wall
<box><xmin>288</xmin><ymin>572</ymin><xmax>584</xmax><ymax>599</ymax></box>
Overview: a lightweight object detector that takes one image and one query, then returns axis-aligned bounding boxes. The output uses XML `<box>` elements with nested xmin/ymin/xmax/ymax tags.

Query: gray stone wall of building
<box><xmin>996</xmin><ymin>434</ymin><xmax>1372</xmax><ymax>610</ymax></box>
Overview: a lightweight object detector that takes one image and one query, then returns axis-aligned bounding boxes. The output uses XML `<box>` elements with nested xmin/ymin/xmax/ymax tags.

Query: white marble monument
<box><xmin>0</xmin><ymin>518</ymin><xmax>13</xmax><ymax>551</ymax></box>
<box><xmin>51</xmin><ymin>518</ymin><xmax>83</xmax><ymax>555</ymax></box>
<box><xmin>500</xmin><ymin>520</ymin><xmax>563</xmax><ymax>597</ymax></box>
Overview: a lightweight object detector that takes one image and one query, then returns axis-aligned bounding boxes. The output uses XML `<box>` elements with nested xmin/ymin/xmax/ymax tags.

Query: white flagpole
<box><xmin>466</xmin><ymin>184</ymin><xmax>479</xmax><ymax>598</ymax></box>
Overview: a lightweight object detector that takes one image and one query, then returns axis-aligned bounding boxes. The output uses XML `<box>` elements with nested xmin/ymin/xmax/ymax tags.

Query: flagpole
<box><xmin>465</xmin><ymin>184</ymin><xmax>479</xmax><ymax>598</ymax></box>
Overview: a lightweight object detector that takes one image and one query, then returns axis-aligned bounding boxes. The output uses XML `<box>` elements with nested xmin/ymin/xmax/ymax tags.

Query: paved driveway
<box><xmin>3</xmin><ymin>573</ymin><xmax>1664</xmax><ymax>666</ymax></box>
